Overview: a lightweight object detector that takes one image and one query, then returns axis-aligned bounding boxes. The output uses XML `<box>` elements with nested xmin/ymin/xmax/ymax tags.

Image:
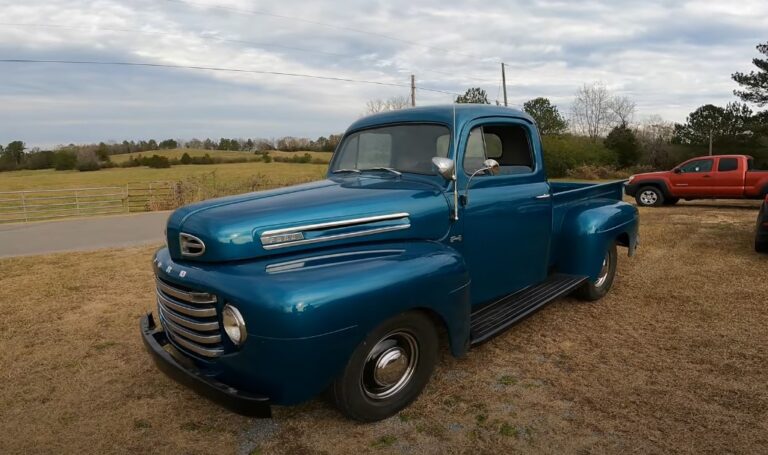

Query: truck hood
<box><xmin>165</xmin><ymin>176</ymin><xmax>451</xmax><ymax>262</ymax></box>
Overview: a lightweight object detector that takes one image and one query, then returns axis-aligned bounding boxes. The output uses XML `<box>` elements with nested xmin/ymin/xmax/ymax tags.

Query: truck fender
<box><xmin>554</xmin><ymin>199</ymin><xmax>639</xmax><ymax>280</ymax></box>
<box><xmin>200</xmin><ymin>241</ymin><xmax>470</xmax><ymax>404</ymax></box>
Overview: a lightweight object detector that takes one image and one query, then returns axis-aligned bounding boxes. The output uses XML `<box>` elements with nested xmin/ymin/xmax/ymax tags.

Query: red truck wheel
<box><xmin>636</xmin><ymin>186</ymin><xmax>665</xmax><ymax>207</ymax></box>
<box><xmin>330</xmin><ymin>311</ymin><xmax>438</xmax><ymax>422</ymax></box>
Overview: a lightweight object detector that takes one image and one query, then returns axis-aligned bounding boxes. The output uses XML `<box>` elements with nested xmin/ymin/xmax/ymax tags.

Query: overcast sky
<box><xmin>1</xmin><ymin>0</ymin><xmax>766</xmax><ymax>148</ymax></box>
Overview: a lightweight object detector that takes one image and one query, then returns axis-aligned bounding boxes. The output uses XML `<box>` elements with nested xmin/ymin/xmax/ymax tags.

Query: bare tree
<box><xmin>610</xmin><ymin>96</ymin><xmax>636</xmax><ymax>126</ymax></box>
<box><xmin>570</xmin><ymin>82</ymin><xmax>615</xmax><ymax>140</ymax></box>
<box><xmin>571</xmin><ymin>82</ymin><xmax>638</xmax><ymax>139</ymax></box>
<box><xmin>635</xmin><ymin>115</ymin><xmax>675</xmax><ymax>167</ymax></box>
<box><xmin>364</xmin><ymin>95</ymin><xmax>411</xmax><ymax>114</ymax></box>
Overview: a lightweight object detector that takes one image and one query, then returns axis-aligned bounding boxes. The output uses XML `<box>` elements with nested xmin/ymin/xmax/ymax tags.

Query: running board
<box><xmin>469</xmin><ymin>274</ymin><xmax>587</xmax><ymax>346</ymax></box>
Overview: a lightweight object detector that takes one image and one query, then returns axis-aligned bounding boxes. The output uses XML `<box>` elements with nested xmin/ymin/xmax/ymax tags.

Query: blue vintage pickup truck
<box><xmin>141</xmin><ymin>105</ymin><xmax>639</xmax><ymax>421</ymax></box>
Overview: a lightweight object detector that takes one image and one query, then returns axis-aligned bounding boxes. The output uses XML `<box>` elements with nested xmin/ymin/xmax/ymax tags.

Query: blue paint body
<box><xmin>152</xmin><ymin>105</ymin><xmax>639</xmax><ymax>406</ymax></box>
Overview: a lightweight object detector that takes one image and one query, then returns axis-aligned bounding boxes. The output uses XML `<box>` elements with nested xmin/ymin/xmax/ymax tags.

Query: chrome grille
<box><xmin>156</xmin><ymin>278</ymin><xmax>223</xmax><ymax>358</ymax></box>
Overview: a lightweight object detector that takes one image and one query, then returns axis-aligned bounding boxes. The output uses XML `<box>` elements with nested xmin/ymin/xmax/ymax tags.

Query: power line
<box><xmin>162</xmin><ymin>0</ymin><xmax>504</xmax><ymax>66</ymax></box>
<box><xmin>0</xmin><ymin>59</ymin><xmax>462</xmax><ymax>95</ymax></box>
<box><xmin>1</xmin><ymin>22</ymin><xmax>498</xmax><ymax>87</ymax></box>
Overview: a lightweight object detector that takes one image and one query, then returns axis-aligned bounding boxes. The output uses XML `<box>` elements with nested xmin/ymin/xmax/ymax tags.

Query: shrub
<box><xmin>26</xmin><ymin>150</ymin><xmax>56</xmax><ymax>170</ymax></box>
<box><xmin>54</xmin><ymin>150</ymin><xmax>77</xmax><ymax>170</ymax></box>
<box><xmin>541</xmin><ymin>135</ymin><xmax>615</xmax><ymax>177</ymax></box>
<box><xmin>145</xmin><ymin>154</ymin><xmax>171</xmax><ymax>168</ymax></box>
<box><xmin>75</xmin><ymin>150</ymin><xmax>101</xmax><ymax>172</ymax></box>
<box><xmin>180</xmin><ymin>152</ymin><xmax>192</xmax><ymax>164</ymax></box>
<box><xmin>262</xmin><ymin>153</ymin><xmax>272</xmax><ymax>163</ymax></box>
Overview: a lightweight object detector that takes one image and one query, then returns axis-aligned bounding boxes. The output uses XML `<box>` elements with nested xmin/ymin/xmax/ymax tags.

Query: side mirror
<box><xmin>483</xmin><ymin>159</ymin><xmax>500</xmax><ymax>176</ymax></box>
<box><xmin>432</xmin><ymin>157</ymin><xmax>455</xmax><ymax>181</ymax></box>
<box><xmin>673</xmin><ymin>168</ymin><xmax>682</xmax><ymax>174</ymax></box>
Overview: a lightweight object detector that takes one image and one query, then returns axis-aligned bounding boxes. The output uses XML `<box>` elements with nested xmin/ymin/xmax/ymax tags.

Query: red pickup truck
<box><xmin>625</xmin><ymin>155</ymin><xmax>768</xmax><ymax>207</ymax></box>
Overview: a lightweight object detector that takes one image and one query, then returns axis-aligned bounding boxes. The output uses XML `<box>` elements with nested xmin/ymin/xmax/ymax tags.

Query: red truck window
<box><xmin>718</xmin><ymin>158</ymin><xmax>739</xmax><ymax>172</ymax></box>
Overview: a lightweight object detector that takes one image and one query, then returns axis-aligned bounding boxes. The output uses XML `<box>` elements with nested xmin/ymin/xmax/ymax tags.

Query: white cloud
<box><xmin>0</xmin><ymin>0</ymin><xmax>765</xmax><ymax>147</ymax></box>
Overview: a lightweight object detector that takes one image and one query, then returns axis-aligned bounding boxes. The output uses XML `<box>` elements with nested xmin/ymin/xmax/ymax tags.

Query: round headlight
<box><xmin>222</xmin><ymin>304</ymin><xmax>247</xmax><ymax>346</ymax></box>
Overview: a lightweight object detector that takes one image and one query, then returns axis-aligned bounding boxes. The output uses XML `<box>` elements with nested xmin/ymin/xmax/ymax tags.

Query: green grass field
<box><xmin>0</xmin><ymin>161</ymin><xmax>328</xmax><ymax>192</ymax></box>
<box><xmin>108</xmin><ymin>148</ymin><xmax>332</xmax><ymax>164</ymax></box>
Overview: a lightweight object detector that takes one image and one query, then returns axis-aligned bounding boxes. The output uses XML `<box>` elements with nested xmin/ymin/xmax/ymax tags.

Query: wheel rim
<box><xmin>595</xmin><ymin>251</ymin><xmax>611</xmax><ymax>288</ymax></box>
<box><xmin>361</xmin><ymin>331</ymin><xmax>418</xmax><ymax>400</ymax></box>
<box><xmin>639</xmin><ymin>190</ymin><xmax>658</xmax><ymax>205</ymax></box>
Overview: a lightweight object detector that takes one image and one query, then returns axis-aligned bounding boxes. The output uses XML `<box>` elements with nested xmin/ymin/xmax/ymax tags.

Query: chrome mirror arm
<box><xmin>462</xmin><ymin>159</ymin><xmax>500</xmax><ymax>206</ymax></box>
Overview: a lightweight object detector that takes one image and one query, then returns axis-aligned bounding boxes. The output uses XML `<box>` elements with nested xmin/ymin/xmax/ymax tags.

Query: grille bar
<box><xmin>156</xmin><ymin>278</ymin><xmax>223</xmax><ymax>358</ymax></box>
<box><xmin>156</xmin><ymin>279</ymin><xmax>216</xmax><ymax>304</ymax></box>
<box><xmin>157</xmin><ymin>307</ymin><xmax>222</xmax><ymax>344</ymax></box>
<box><xmin>158</xmin><ymin>303</ymin><xmax>219</xmax><ymax>331</ymax></box>
<box><xmin>156</xmin><ymin>290</ymin><xmax>216</xmax><ymax>317</ymax></box>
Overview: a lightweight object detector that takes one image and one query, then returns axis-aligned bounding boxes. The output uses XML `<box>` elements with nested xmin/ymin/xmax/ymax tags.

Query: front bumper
<box><xmin>140</xmin><ymin>313</ymin><xmax>271</xmax><ymax>417</ymax></box>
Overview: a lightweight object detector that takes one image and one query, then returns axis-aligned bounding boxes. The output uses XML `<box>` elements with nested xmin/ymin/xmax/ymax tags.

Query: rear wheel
<box><xmin>574</xmin><ymin>243</ymin><xmax>617</xmax><ymax>301</ymax></box>
<box><xmin>636</xmin><ymin>186</ymin><xmax>664</xmax><ymax>207</ymax></box>
<box><xmin>331</xmin><ymin>312</ymin><xmax>438</xmax><ymax>422</ymax></box>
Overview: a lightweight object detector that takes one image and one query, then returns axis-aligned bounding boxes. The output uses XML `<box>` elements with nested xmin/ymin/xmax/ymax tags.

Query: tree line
<box><xmin>0</xmin><ymin>134</ymin><xmax>342</xmax><ymax>172</ymax></box>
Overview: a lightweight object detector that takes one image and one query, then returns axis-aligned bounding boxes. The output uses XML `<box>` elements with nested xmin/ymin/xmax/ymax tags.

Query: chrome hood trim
<box><xmin>260</xmin><ymin>212</ymin><xmax>411</xmax><ymax>250</ymax></box>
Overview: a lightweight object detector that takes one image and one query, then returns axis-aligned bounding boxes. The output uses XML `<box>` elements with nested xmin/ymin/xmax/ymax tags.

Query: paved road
<box><xmin>0</xmin><ymin>211</ymin><xmax>170</xmax><ymax>258</ymax></box>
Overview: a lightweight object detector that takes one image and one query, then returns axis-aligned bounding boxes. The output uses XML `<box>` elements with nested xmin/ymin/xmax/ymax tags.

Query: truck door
<box><xmin>670</xmin><ymin>158</ymin><xmax>715</xmax><ymax>197</ymax></box>
<box><xmin>710</xmin><ymin>157</ymin><xmax>744</xmax><ymax>197</ymax></box>
<box><xmin>458</xmin><ymin>119</ymin><xmax>552</xmax><ymax>306</ymax></box>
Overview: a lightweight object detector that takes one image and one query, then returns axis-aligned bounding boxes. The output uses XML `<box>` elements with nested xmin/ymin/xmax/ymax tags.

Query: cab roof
<box><xmin>346</xmin><ymin>104</ymin><xmax>535</xmax><ymax>133</ymax></box>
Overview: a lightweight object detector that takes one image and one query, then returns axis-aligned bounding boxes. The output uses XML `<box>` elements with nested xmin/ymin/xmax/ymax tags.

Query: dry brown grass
<box><xmin>1</xmin><ymin>199</ymin><xmax>767</xmax><ymax>454</ymax></box>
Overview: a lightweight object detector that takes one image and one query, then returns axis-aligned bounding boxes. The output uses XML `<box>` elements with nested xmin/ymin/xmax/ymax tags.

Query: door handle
<box><xmin>535</xmin><ymin>193</ymin><xmax>551</xmax><ymax>199</ymax></box>
<box><xmin>703</xmin><ymin>174</ymin><xmax>711</xmax><ymax>178</ymax></box>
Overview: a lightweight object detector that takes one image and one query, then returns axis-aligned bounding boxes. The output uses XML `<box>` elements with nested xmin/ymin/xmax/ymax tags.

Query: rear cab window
<box><xmin>462</xmin><ymin>124</ymin><xmax>534</xmax><ymax>175</ymax></box>
<box><xmin>717</xmin><ymin>158</ymin><xmax>739</xmax><ymax>172</ymax></box>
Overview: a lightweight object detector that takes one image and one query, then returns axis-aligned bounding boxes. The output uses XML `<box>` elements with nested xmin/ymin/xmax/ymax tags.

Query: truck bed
<box><xmin>550</xmin><ymin>179</ymin><xmax>628</xmax><ymax>240</ymax></box>
<box><xmin>551</xmin><ymin>180</ymin><xmax>626</xmax><ymax>204</ymax></box>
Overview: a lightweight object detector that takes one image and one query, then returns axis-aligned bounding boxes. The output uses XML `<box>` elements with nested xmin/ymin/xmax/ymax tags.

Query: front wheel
<box><xmin>574</xmin><ymin>243</ymin><xmax>617</xmax><ymax>301</ymax></box>
<box><xmin>331</xmin><ymin>311</ymin><xmax>438</xmax><ymax>422</ymax></box>
<box><xmin>635</xmin><ymin>186</ymin><xmax>665</xmax><ymax>207</ymax></box>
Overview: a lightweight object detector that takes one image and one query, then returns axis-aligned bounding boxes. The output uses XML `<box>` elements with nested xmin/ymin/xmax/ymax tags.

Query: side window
<box><xmin>680</xmin><ymin>159</ymin><xmax>713</xmax><ymax>173</ymax></box>
<box><xmin>462</xmin><ymin>124</ymin><xmax>534</xmax><ymax>174</ymax></box>
<box><xmin>718</xmin><ymin>158</ymin><xmax>739</xmax><ymax>172</ymax></box>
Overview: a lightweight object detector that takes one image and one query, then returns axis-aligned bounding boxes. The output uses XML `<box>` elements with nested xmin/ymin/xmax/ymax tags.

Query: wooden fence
<box><xmin>0</xmin><ymin>182</ymin><xmax>175</xmax><ymax>224</ymax></box>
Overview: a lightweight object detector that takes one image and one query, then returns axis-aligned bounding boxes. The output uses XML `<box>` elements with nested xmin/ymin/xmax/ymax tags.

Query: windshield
<box><xmin>330</xmin><ymin>124</ymin><xmax>451</xmax><ymax>175</ymax></box>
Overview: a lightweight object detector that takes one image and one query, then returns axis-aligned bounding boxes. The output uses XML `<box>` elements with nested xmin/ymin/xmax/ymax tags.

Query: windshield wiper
<box><xmin>359</xmin><ymin>167</ymin><xmax>402</xmax><ymax>177</ymax></box>
<box><xmin>331</xmin><ymin>168</ymin><xmax>361</xmax><ymax>174</ymax></box>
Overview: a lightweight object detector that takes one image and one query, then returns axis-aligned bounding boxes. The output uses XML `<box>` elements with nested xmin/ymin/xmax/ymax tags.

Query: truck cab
<box><xmin>140</xmin><ymin>105</ymin><xmax>639</xmax><ymax>421</ymax></box>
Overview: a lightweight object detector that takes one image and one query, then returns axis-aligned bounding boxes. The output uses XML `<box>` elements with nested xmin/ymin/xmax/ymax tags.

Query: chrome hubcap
<box><xmin>639</xmin><ymin>190</ymin><xmax>658</xmax><ymax>205</ymax></box>
<box><xmin>361</xmin><ymin>331</ymin><xmax>418</xmax><ymax>400</ymax></box>
<box><xmin>595</xmin><ymin>251</ymin><xmax>611</xmax><ymax>288</ymax></box>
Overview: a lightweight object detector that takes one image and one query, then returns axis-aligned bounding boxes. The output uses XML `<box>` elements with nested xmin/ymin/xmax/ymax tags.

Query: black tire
<box><xmin>756</xmin><ymin>239</ymin><xmax>768</xmax><ymax>253</ymax></box>
<box><xmin>664</xmin><ymin>197</ymin><xmax>679</xmax><ymax>205</ymax></box>
<box><xmin>635</xmin><ymin>186</ymin><xmax>665</xmax><ymax>207</ymax></box>
<box><xmin>574</xmin><ymin>243</ymin><xmax>617</xmax><ymax>301</ymax></box>
<box><xmin>331</xmin><ymin>311</ymin><xmax>439</xmax><ymax>422</ymax></box>
<box><xmin>756</xmin><ymin>206</ymin><xmax>768</xmax><ymax>253</ymax></box>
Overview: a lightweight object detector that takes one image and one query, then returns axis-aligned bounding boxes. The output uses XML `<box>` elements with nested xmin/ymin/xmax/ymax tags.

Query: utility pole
<box><xmin>501</xmin><ymin>63</ymin><xmax>508</xmax><ymax>107</ymax></box>
<box><xmin>410</xmin><ymin>74</ymin><xmax>416</xmax><ymax>107</ymax></box>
